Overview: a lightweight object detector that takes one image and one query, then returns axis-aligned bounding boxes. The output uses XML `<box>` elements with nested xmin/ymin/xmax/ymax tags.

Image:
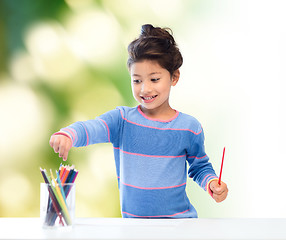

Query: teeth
<box><xmin>142</xmin><ymin>96</ymin><xmax>156</xmax><ymax>100</ymax></box>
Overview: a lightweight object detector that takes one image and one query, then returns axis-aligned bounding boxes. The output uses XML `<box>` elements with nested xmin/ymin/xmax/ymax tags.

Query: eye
<box><xmin>151</xmin><ymin>78</ymin><xmax>160</xmax><ymax>82</ymax></box>
<box><xmin>133</xmin><ymin>79</ymin><xmax>141</xmax><ymax>84</ymax></box>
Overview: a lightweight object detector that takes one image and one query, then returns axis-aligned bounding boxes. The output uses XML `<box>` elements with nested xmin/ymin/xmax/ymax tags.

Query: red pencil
<box><xmin>218</xmin><ymin>147</ymin><xmax>225</xmax><ymax>185</ymax></box>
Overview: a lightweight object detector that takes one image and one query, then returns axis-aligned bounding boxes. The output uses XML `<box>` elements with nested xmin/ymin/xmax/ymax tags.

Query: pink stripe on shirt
<box><xmin>113</xmin><ymin>147</ymin><xmax>186</xmax><ymax>158</ymax></box>
<box><xmin>61</xmin><ymin>128</ymin><xmax>77</xmax><ymax>144</ymax></box>
<box><xmin>137</xmin><ymin>105</ymin><xmax>179</xmax><ymax>123</ymax></box>
<box><xmin>121</xmin><ymin>181</ymin><xmax>186</xmax><ymax>190</ymax></box>
<box><xmin>99</xmin><ymin>119</ymin><xmax>110</xmax><ymax>142</ymax></box>
<box><xmin>187</xmin><ymin>154</ymin><xmax>207</xmax><ymax>160</ymax></box>
<box><xmin>201</xmin><ymin>174</ymin><xmax>217</xmax><ymax>189</ymax></box>
<box><xmin>119</xmin><ymin>109</ymin><xmax>202</xmax><ymax>135</ymax></box>
<box><xmin>122</xmin><ymin>209</ymin><xmax>190</xmax><ymax>218</ymax></box>
<box><xmin>79</xmin><ymin>123</ymin><xmax>89</xmax><ymax>146</ymax></box>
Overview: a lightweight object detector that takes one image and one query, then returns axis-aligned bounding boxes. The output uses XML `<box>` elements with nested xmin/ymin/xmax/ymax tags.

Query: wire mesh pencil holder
<box><xmin>40</xmin><ymin>183</ymin><xmax>75</xmax><ymax>228</ymax></box>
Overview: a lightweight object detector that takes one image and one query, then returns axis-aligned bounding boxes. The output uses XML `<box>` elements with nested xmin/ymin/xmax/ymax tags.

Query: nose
<box><xmin>141</xmin><ymin>81</ymin><xmax>152</xmax><ymax>94</ymax></box>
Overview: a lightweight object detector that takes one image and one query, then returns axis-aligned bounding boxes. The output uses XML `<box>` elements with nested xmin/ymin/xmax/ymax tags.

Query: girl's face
<box><xmin>130</xmin><ymin>60</ymin><xmax>179</xmax><ymax>118</ymax></box>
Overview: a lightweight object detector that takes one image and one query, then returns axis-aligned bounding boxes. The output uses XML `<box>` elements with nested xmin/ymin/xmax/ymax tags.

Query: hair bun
<box><xmin>140</xmin><ymin>24</ymin><xmax>174</xmax><ymax>45</ymax></box>
<box><xmin>140</xmin><ymin>24</ymin><xmax>155</xmax><ymax>37</ymax></box>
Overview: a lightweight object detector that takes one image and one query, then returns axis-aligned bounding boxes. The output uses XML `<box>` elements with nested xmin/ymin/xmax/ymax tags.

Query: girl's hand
<box><xmin>49</xmin><ymin>134</ymin><xmax>72</xmax><ymax>161</ymax></box>
<box><xmin>209</xmin><ymin>180</ymin><xmax>228</xmax><ymax>203</ymax></box>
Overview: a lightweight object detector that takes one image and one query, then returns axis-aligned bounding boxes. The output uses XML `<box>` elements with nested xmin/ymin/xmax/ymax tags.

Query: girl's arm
<box><xmin>187</xmin><ymin>127</ymin><xmax>219</xmax><ymax>193</ymax></box>
<box><xmin>187</xmin><ymin>127</ymin><xmax>228</xmax><ymax>202</ymax></box>
<box><xmin>49</xmin><ymin>108</ymin><xmax>121</xmax><ymax>161</ymax></box>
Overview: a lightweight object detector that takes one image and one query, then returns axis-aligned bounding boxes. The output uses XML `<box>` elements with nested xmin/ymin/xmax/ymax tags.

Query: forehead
<box><xmin>130</xmin><ymin>60</ymin><xmax>167</xmax><ymax>76</ymax></box>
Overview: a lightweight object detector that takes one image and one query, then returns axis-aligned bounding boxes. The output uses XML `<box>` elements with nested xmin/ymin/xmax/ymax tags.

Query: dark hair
<box><xmin>127</xmin><ymin>24</ymin><xmax>183</xmax><ymax>76</ymax></box>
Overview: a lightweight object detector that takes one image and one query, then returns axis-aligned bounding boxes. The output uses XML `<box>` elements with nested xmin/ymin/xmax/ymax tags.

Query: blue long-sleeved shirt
<box><xmin>60</xmin><ymin>106</ymin><xmax>218</xmax><ymax>218</ymax></box>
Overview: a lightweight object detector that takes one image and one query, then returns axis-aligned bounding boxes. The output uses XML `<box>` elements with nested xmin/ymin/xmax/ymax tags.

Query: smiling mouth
<box><xmin>140</xmin><ymin>95</ymin><xmax>158</xmax><ymax>103</ymax></box>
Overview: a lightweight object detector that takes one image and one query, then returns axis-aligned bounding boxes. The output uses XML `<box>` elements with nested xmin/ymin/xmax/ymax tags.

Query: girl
<box><xmin>49</xmin><ymin>24</ymin><xmax>228</xmax><ymax>218</ymax></box>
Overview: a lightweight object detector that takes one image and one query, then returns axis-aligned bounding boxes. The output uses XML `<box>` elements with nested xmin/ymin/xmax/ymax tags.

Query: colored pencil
<box><xmin>65</xmin><ymin>169</ymin><xmax>78</xmax><ymax>197</ymax></box>
<box><xmin>61</xmin><ymin>167</ymin><xmax>70</xmax><ymax>183</ymax></box>
<box><xmin>56</xmin><ymin>170</ymin><xmax>67</xmax><ymax>205</ymax></box>
<box><xmin>59</xmin><ymin>164</ymin><xmax>64</xmax><ymax>179</ymax></box>
<box><xmin>50</xmin><ymin>169</ymin><xmax>72</xmax><ymax>225</ymax></box>
<box><xmin>218</xmin><ymin>147</ymin><xmax>225</xmax><ymax>185</ymax></box>
<box><xmin>40</xmin><ymin>168</ymin><xmax>64</xmax><ymax>226</ymax></box>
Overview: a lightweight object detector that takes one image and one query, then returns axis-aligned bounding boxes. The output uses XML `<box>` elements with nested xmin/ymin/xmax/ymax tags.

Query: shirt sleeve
<box><xmin>186</xmin><ymin>126</ymin><xmax>218</xmax><ymax>192</ymax></box>
<box><xmin>60</xmin><ymin>108</ymin><xmax>121</xmax><ymax>147</ymax></box>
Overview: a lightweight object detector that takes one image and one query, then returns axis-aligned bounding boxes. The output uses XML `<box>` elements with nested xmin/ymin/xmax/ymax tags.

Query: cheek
<box><xmin>159</xmin><ymin>84</ymin><xmax>172</xmax><ymax>94</ymax></box>
<box><xmin>131</xmin><ymin>85</ymin><xmax>140</xmax><ymax>97</ymax></box>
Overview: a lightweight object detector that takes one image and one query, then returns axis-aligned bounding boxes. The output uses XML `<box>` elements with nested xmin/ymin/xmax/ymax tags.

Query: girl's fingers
<box><xmin>59</xmin><ymin>144</ymin><xmax>69</xmax><ymax>158</ymax></box>
<box><xmin>59</xmin><ymin>138</ymin><xmax>72</xmax><ymax>161</ymax></box>
<box><xmin>54</xmin><ymin>146</ymin><xmax>60</xmax><ymax>153</ymax></box>
<box><xmin>49</xmin><ymin>134</ymin><xmax>72</xmax><ymax>161</ymax></box>
<box><xmin>58</xmin><ymin>145</ymin><xmax>65</xmax><ymax>158</ymax></box>
<box><xmin>49</xmin><ymin>136</ymin><xmax>56</xmax><ymax>148</ymax></box>
<box><xmin>63</xmin><ymin>152</ymin><xmax>68</xmax><ymax>161</ymax></box>
<box><xmin>210</xmin><ymin>180</ymin><xmax>228</xmax><ymax>203</ymax></box>
<box><xmin>213</xmin><ymin>192</ymin><xmax>228</xmax><ymax>203</ymax></box>
<box><xmin>211</xmin><ymin>181</ymin><xmax>227</xmax><ymax>195</ymax></box>
<box><xmin>53</xmin><ymin>140</ymin><xmax>60</xmax><ymax>153</ymax></box>
<box><xmin>50</xmin><ymin>136</ymin><xmax>60</xmax><ymax>152</ymax></box>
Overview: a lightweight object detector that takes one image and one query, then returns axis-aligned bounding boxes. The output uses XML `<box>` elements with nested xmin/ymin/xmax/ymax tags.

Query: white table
<box><xmin>1</xmin><ymin>218</ymin><xmax>286</xmax><ymax>239</ymax></box>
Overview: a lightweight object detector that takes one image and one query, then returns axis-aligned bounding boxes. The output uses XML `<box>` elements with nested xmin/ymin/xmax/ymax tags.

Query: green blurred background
<box><xmin>0</xmin><ymin>0</ymin><xmax>285</xmax><ymax>218</ymax></box>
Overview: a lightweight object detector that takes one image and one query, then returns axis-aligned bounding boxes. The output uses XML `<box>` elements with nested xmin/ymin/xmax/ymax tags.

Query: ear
<box><xmin>171</xmin><ymin>69</ymin><xmax>180</xmax><ymax>86</ymax></box>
